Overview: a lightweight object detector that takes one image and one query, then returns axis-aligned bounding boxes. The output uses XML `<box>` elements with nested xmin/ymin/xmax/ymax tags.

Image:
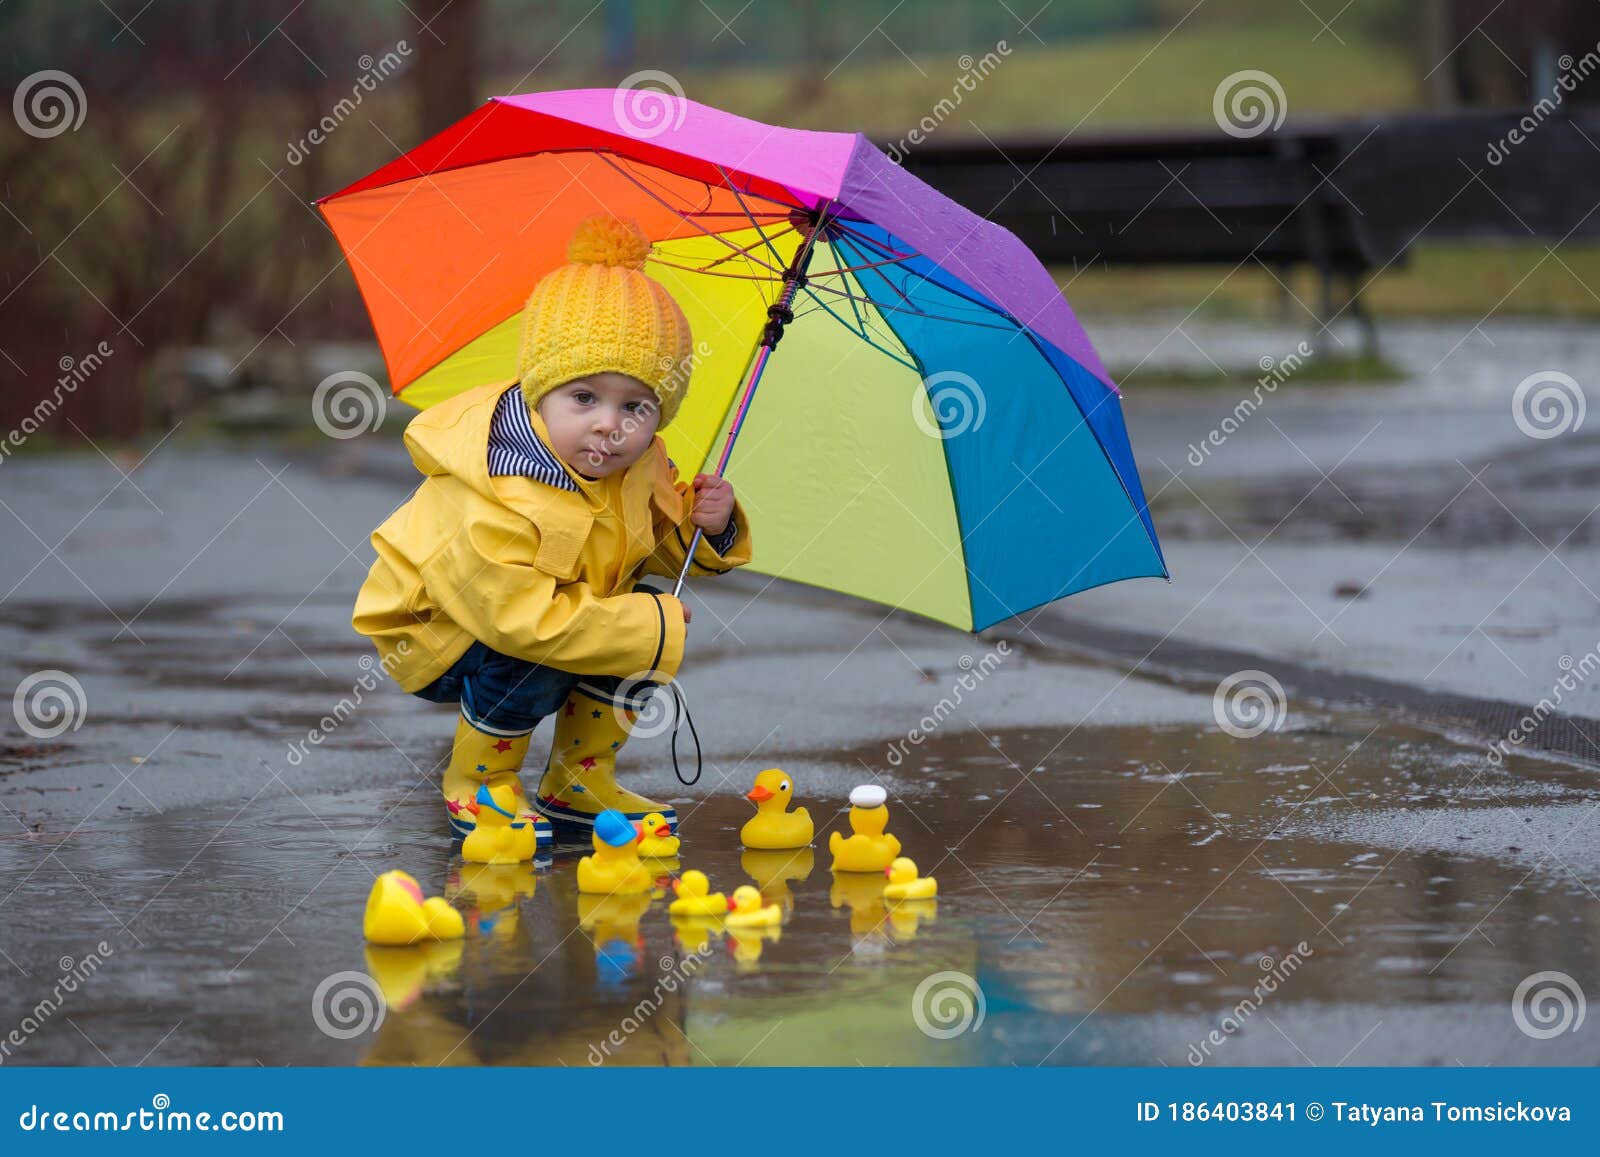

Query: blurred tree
<box><xmin>413</xmin><ymin>0</ymin><xmax>482</xmax><ymax>139</ymax></box>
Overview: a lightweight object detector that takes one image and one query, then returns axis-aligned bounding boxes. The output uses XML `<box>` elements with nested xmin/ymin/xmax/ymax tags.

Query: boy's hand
<box><xmin>690</xmin><ymin>474</ymin><xmax>734</xmax><ymax>537</ymax></box>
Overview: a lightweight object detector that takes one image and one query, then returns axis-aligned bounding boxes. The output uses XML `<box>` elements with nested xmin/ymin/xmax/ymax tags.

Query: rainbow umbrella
<box><xmin>316</xmin><ymin>88</ymin><xmax>1168</xmax><ymax>631</ymax></box>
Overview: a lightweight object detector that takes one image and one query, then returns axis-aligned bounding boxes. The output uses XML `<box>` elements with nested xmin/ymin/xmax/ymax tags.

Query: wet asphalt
<box><xmin>1</xmin><ymin>317</ymin><xmax>1597</xmax><ymax>1065</ymax></box>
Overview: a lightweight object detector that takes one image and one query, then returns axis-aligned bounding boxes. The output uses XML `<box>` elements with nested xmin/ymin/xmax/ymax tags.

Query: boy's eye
<box><xmin>572</xmin><ymin>390</ymin><xmax>594</xmax><ymax>404</ymax></box>
<box><xmin>624</xmin><ymin>401</ymin><xmax>648</xmax><ymax>414</ymax></box>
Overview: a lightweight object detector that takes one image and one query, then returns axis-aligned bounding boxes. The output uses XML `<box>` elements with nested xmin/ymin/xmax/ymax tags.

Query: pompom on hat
<box><xmin>516</xmin><ymin>214</ymin><xmax>694</xmax><ymax>426</ymax></box>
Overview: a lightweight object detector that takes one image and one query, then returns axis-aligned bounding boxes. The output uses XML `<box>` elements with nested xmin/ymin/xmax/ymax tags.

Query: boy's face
<box><xmin>535</xmin><ymin>372</ymin><xmax>660</xmax><ymax>479</ymax></box>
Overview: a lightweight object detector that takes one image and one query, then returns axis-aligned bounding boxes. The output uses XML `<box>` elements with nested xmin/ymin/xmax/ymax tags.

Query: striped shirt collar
<box><xmin>485</xmin><ymin>385</ymin><xmax>580</xmax><ymax>491</ymax></box>
<box><xmin>485</xmin><ymin>387</ymin><xmax>725</xmax><ymax>549</ymax></box>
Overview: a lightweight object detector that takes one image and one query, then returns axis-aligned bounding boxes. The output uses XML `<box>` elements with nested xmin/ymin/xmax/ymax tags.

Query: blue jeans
<box><xmin>414</xmin><ymin>640</ymin><xmax>635</xmax><ymax>734</ymax></box>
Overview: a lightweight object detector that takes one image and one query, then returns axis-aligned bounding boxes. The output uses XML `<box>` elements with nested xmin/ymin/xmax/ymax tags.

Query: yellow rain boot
<box><xmin>441</xmin><ymin>713</ymin><xmax>552</xmax><ymax>850</ymax></box>
<box><xmin>534</xmin><ymin>684</ymin><xmax>677</xmax><ymax>835</ymax></box>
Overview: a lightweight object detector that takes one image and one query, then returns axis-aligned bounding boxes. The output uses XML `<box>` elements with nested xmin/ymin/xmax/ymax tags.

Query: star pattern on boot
<box><xmin>493</xmin><ymin>738</ymin><xmax>513</xmax><ymax>753</ymax></box>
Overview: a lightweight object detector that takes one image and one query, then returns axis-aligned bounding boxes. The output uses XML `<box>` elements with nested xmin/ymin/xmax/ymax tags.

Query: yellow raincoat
<box><xmin>351</xmin><ymin>381</ymin><xmax>753</xmax><ymax>693</ymax></box>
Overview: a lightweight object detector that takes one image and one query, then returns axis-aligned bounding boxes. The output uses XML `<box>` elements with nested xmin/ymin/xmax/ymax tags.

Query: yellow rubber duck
<box><xmin>460</xmin><ymin>784</ymin><xmax>539</xmax><ymax>864</ymax></box>
<box><xmin>668</xmin><ymin>869</ymin><xmax>728</xmax><ymax>917</ymax></box>
<box><xmin>576</xmin><ymin>808</ymin><xmax>653</xmax><ymax>895</ymax></box>
<box><xmin>364</xmin><ymin>870</ymin><xmax>465</xmax><ymax>945</ymax></box>
<box><xmin>828</xmin><ymin>784</ymin><xmax>901</xmax><ymax>873</ymax></box>
<box><xmin>741</xmin><ymin>769</ymin><xmax>814</xmax><ymax>849</ymax></box>
<box><xmin>724</xmin><ymin>884</ymin><xmax>782</xmax><ymax>929</ymax></box>
<box><xmin>637</xmin><ymin>811</ymin><xmax>681</xmax><ymax>859</ymax></box>
<box><xmin>883</xmin><ymin>856</ymin><xmax>938</xmax><ymax>900</ymax></box>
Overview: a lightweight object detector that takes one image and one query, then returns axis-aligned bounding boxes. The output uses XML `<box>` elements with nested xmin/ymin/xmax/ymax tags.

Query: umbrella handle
<box><xmin>669</xmin><ymin>207</ymin><xmax>826</xmax><ymax>602</ymax></box>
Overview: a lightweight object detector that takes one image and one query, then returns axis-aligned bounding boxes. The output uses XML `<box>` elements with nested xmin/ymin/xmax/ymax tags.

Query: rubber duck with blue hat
<box><xmin>577</xmin><ymin>807</ymin><xmax>653</xmax><ymax>894</ymax></box>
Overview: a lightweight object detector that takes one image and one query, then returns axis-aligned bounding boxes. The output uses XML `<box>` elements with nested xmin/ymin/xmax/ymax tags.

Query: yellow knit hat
<box><xmin>516</xmin><ymin>214</ymin><xmax>694</xmax><ymax>426</ymax></box>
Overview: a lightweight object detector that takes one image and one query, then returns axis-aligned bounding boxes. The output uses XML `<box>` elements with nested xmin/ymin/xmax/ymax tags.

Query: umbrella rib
<box><xmin>705</xmin><ymin>221</ymin><xmax>799</xmax><ymax>271</ymax></box>
<box><xmin>645</xmin><ymin>258</ymin><xmax>780</xmax><ymax>282</ymax></box>
<box><xmin>794</xmin><ymin>289</ymin><xmax>920</xmax><ymax>373</ymax></box>
<box><xmin>835</xmin><ymin>226</ymin><xmax>1022</xmax><ymax>328</ymax></box>
<box><xmin>646</xmin><ymin>222</ymin><xmax>801</xmax><ymax>280</ymax></box>
<box><xmin>827</xmin><ymin>219</ymin><xmax>919</xmax><ymax>262</ymax></box>
<box><xmin>829</xmin><ymin>232</ymin><xmax>915</xmax><ymax>308</ymax></box>
<box><xmin>802</xmin><ymin>278</ymin><xmax>1019</xmax><ymax>332</ymax></box>
<box><xmin>715</xmin><ymin>162</ymin><xmax>789</xmax><ymax>273</ymax></box>
<box><xmin>592</xmin><ymin>152</ymin><xmax>788</xmax><ymax>275</ymax></box>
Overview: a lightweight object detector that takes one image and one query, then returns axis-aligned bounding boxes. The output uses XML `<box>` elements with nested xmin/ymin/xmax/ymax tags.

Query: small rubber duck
<box><xmin>576</xmin><ymin>809</ymin><xmax>653</xmax><ymax>895</ymax></box>
<box><xmin>447</xmin><ymin>791</ymin><xmax>553</xmax><ymax>850</ymax></box>
<box><xmin>637</xmin><ymin>811</ymin><xmax>681</xmax><ymax>859</ymax></box>
<box><xmin>364</xmin><ymin>870</ymin><xmax>465</xmax><ymax>945</ymax></box>
<box><xmin>741</xmin><ymin>769</ymin><xmax>814</xmax><ymax>849</ymax></box>
<box><xmin>724</xmin><ymin>884</ymin><xmax>782</xmax><ymax>929</ymax></box>
<box><xmin>883</xmin><ymin>856</ymin><xmax>938</xmax><ymax>900</ymax></box>
<box><xmin>668</xmin><ymin>869</ymin><xmax>729</xmax><ymax>916</ymax></box>
<box><xmin>460</xmin><ymin>784</ymin><xmax>540</xmax><ymax>864</ymax></box>
<box><xmin>828</xmin><ymin>784</ymin><xmax>901</xmax><ymax>873</ymax></box>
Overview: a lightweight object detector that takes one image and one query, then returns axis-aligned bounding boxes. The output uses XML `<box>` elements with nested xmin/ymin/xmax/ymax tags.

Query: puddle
<box><xmin>2</xmin><ymin>713</ymin><xmax>1597</xmax><ymax>1066</ymax></box>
